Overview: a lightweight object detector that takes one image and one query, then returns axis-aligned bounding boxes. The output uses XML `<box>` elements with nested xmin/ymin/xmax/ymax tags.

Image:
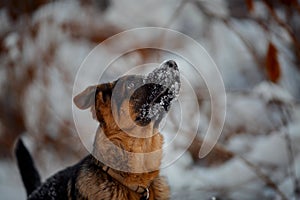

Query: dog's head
<box><xmin>74</xmin><ymin>60</ymin><xmax>180</xmax><ymax>135</ymax></box>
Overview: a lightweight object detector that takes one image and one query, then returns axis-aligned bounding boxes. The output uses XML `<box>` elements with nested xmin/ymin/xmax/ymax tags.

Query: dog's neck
<box><xmin>92</xmin><ymin>126</ymin><xmax>163</xmax><ymax>188</ymax></box>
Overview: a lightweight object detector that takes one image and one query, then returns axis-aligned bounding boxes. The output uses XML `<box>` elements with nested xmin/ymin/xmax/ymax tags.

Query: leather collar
<box><xmin>100</xmin><ymin>163</ymin><xmax>150</xmax><ymax>200</ymax></box>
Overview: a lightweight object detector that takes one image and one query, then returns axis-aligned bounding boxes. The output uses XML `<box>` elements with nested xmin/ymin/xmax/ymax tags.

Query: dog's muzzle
<box><xmin>140</xmin><ymin>60</ymin><xmax>181</xmax><ymax>121</ymax></box>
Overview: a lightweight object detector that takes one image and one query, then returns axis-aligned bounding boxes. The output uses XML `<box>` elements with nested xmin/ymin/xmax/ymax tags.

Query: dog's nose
<box><xmin>166</xmin><ymin>60</ymin><xmax>178</xmax><ymax>70</ymax></box>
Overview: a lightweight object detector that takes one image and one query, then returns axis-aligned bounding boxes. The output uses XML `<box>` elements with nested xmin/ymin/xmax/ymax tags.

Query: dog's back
<box><xmin>15</xmin><ymin>138</ymin><xmax>79</xmax><ymax>199</ymax></box>
<box><xmin>15</xmin><ymin>139</ymin><xmax>150</xmax><ymax>199</ymax></box>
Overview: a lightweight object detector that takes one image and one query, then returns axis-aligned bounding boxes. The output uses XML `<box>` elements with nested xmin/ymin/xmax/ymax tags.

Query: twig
<box><xmin>155</xmin><ymin>0</ymin><xmax>188</xmax><ymax>48</ymax></box>
<box><xmin>261</xmin><ymin>0</ymin><xmax>300</xmax><ymax>61</ymax></box>
<box><xmin>191</xmin><ymin>0</ymin><xmax>263</xmax><ymax>69</ymax></box>
<box><xmin>163</xmin><ymin>0</ymin><xmax>188</xmax><ymax>28</ymax></box>
<box><xmin>238</xmin><ymin>155</ymin><xmax>288</xmax><ymax>200</ymax></box>
<box><xmin>279</xmin><ymin>104</ymin><xmax>300</xmax><ymax>198</ymax></box>
<box><xmin>283</xmin><ymin>127</ymin><xmax>300</xmax><ymax>198</ymax></box>
<box><xmin>224</xmin><ymin>20</ymin><xmax>263</xmax><ymax>67</ymax></box>
<box><xmin>200</xmin><ymin>141</ymin><xmax>288</xmax><ymax>200</ymax></box>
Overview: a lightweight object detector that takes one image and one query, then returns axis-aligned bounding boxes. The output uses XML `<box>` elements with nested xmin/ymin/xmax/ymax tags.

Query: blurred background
<box><xmin>0</xmin><ymin>0</ymin><xmax>300</xmax><ymax>199</ymax></box>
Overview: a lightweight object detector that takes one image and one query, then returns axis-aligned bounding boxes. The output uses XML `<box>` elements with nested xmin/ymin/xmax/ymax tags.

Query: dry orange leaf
<box><xmin>245</xmin><ymin>0</ymin><xmax>254</xmax><ymax>12</ymax></box>
<box><xmin>266</xmin><ymin>42</ymin><xmax>281</xmax><ymax>83</ymax></box>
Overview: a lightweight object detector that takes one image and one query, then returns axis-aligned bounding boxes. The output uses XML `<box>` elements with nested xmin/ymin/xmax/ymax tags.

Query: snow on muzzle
<box><xmin>139</xmin><ymin>60</ymin><xmax>181</xmax><ymax>121</ymax></box>
<box><xmin>145</xmin><ymin>60</ymin><xmax>180</xmax><ymax>98</ymax></box>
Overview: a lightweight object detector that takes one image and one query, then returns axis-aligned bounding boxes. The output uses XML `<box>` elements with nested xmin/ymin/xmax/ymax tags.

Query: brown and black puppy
<box><xmin>15</xmin><ymin>60</ymin><xmax>180</xmax><ymax>200</ymax></box>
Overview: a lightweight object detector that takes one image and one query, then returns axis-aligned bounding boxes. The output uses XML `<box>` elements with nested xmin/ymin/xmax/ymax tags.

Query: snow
<box><xmin>0</xmin><ymin>161</ymin><xmax>26</xmax><ymax>200</ymax></box>
<box><xmin>144</xmin><ymin>60</ymin><xmax>181</xmax><ymax>100</ymax></box>
<box><xmin>247</xmin><ymin>133</ymin><xmax>289</xmax><ymax>166</ymax></box>
<box><xmin>5</xmin><ymin>32</ymin><xmax>20</xmax><ymax>60</ymax></box>
<box><xmin>254</xmin><ymin>81</ymin><xmax>293</xmax><ymax>103</ymax></box>
<box><xmin>1</xmin><ymin>0</ymin><xmax>300</xmax><ymax>199</ymax></box>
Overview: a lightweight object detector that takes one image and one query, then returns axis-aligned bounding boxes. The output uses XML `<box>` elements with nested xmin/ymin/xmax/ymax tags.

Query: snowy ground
<box><xmin>1</xmin><ymin>0</ymin><xmax>300</xmax><ymax>200</ymax></box>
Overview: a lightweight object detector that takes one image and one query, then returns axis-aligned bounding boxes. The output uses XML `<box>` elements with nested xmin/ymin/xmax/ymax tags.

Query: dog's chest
<box><xmin>74</xmin><ymin>169</ymin><xmax>145</xmax><ymax>200</ymax></box>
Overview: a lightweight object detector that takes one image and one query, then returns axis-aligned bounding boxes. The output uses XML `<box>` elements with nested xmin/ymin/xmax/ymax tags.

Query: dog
<box><xmin>15</xmin><ymin>60</ymin><xmax>181</xmax><ymax>200</ymax></box>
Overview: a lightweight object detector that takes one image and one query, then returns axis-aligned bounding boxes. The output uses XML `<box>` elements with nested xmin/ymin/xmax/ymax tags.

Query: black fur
<box><xmin>15</xmin><ymin>139</ymin><xmax>41</xmax><ymax>196</ymax></box>
<box><xmin>27</xmin><ymin>161</ymin><xmax>79</xmax><ymax>200</ymax></box>
<box><xmin>15</xmin><ymin>139</ymin><xmax>108</xmax><ymax>200</ymax></box>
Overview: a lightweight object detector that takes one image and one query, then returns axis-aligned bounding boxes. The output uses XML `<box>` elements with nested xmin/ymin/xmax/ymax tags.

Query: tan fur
<box><xmin>72</xmin><ymin>75</ymin><xmax>170</xmax><ymax>200</ymax></box>
<box><xmin>75</xmin><ymin>167</ymin><xmax>169</xmax><ymax>200</ymax></box>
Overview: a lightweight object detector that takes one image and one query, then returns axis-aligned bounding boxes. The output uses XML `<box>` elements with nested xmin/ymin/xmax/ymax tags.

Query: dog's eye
<box><xmin>126</xmin><ymin>82</ymin><xmax>135</xmax><ymax>89</ymax></box>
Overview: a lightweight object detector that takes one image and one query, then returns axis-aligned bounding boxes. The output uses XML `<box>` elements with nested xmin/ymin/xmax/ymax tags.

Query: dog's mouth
<box><xmin>131</xmin><ymin>60</ymin><xmax>181</xmax><ymax>126</ymax></box>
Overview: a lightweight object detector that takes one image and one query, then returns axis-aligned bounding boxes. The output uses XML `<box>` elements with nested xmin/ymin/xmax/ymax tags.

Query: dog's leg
<box><xmin>151</xmin><ymin>176</ymin><xmax>170</xmax><ymax>200</ymax></box>
<box><xmin>15</xmin><ymin>138</ymin><xmax>41</xmax><ymax>196</ymax></box>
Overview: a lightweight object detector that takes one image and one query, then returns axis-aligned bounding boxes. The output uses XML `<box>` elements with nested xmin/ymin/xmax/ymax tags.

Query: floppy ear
<box><xmin>73</xmin><ymin>85</ymin><xmax>97</xmax><ymax>110</ymax></box>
